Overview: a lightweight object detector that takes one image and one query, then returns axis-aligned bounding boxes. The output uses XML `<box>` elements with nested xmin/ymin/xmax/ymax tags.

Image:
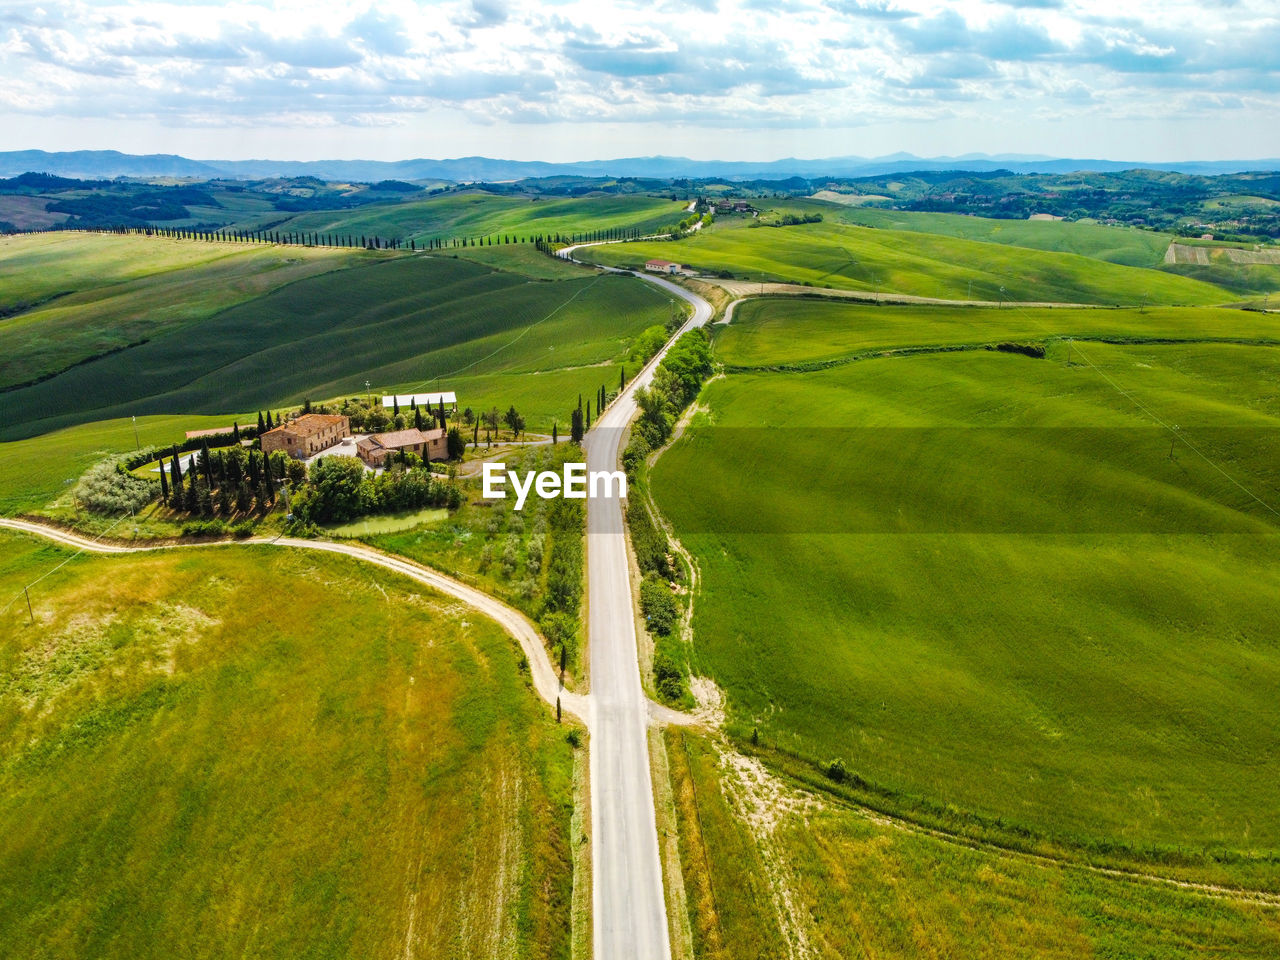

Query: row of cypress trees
<box><xmin>15</xmin><ymin>223</ymin><xmax>651</xmax><ymax>251</ymax></box>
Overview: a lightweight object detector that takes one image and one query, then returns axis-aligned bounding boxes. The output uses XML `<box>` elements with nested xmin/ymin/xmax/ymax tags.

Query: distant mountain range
<box><xmin>2</xmin><ymin>149</ymin><xmax>1277</xmax><ymax>182</ymax></box>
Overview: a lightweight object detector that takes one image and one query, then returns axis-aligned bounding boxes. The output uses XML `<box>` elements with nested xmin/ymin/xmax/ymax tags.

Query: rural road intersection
<box><xmin>1</xmin><ymin>255</ymin><xmax>714</xmax><ymax>960</ymax></box>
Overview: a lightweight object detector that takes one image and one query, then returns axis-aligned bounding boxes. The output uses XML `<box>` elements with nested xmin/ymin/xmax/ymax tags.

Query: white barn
<box><xmin>381</xmin><ymin>391</ymin><xmax>457</xmax><ymax>410</ymax></box>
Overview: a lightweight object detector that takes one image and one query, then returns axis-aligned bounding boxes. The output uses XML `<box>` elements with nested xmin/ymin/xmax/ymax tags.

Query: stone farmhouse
<box><xmin>645</xmin><ymin>258</ymin><xmax>682</xmax><ymax>274</ymax></box>
<box><xmin>356</xmin><ymin>427</ymin><xmax>447</xmax><ymax>466</ymax></box>
<box><xmin>261</xmin><ymin>413</ymin><xmax>349</xmax><ymax>459</ymax></box>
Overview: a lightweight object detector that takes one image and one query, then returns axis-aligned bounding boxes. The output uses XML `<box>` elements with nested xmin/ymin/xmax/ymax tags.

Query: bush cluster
<box><xmin>640</xmin><ymin>576</ymin><xmax>679</xmax><ymax>636</ymax></box>
<box><xmin>75</xmin><ymin>458</ymin><xmax>157</xmax><ymax>515</ymax></box>
<box><xmin>992</xmin><ymin>342</ymin><xmax>1047</xmax><ymax>359</ymax></box>
<box><xmin>294</xmin><ymin>456</ymin><xmax>461</xmax><ymax>524</ymax></box>
<box><xmin>628</xmin><ymin>500</ymin><xmax>673</xmax><ymax>579</ymax></box>
<box><xmin>623</xmin><ymin>327</ymin><xmax>713</xmax><ymax>476</ymax></box>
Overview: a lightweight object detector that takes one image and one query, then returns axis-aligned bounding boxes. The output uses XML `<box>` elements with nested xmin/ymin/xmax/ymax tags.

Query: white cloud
<box><xmin>0</xmin><ymin>0</ymin><xmax>1276</xmax><ymax>159</ymax></box>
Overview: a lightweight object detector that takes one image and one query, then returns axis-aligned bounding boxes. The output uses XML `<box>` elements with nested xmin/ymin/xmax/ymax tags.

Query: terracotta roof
<box><xmin>365</xmin><ymin>427</ymin><xmax>444</xmax><ymax>449</ymax></box>
<box><xmin>265</xmin><ymin>413</ymin><xmax>346</xmax><ymax>438</ymax></box>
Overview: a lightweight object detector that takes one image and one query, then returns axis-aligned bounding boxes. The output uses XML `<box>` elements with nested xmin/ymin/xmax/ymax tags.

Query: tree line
<box><xmin>10</xmin><ymin>223</ymin><xmax>656</xmax><ymax>252</ymax></box>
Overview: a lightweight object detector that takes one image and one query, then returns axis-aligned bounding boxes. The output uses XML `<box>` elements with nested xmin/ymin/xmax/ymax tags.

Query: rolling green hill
<box><xmin>1</xmin><ymin>250</ymin><xmax>672</xmax><ymax>441</ymax></box>
<box><xmin>0</xmin><ymin>233</ymin><xmax>364</xmax><ymax>391</ymax></box>
<box><xmin>270</xmin><ymin>192</ymin><xmax>689</xmax><ymax>244</ymax></box>
<box><xmin>0</xmin><ymin>532</ymin><xmax>576</xmax><ymax>958</ymax></box>
<box><xmin>650</xmin><ymin>299</ymin><xmax>1280</xmax><ymax>886</ymax></box>
<box><xmin>581</xmin><ymin>213</ymin><xmax>1233</xmax><ymax>305</ymax></box>
<box><xmin>820</xmin><ymin>203</ymin><xmax>1174</xmax><ymax>267</ymax></box>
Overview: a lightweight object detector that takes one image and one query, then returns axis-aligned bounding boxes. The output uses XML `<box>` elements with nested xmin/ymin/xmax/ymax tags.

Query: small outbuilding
<box><xmin>356</xmin><ymin>427</ymin><xmax>448</xmax><ymax>466</ymax></box>
<box><xmin>645</xmin><ymin>259</ymin><xmax>681</xmax><ymax>274</ymax></box>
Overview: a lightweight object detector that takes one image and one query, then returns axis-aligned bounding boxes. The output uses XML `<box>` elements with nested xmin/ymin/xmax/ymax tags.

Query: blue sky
<box><xmin>1</xmin><ymin>0</ymin><xmax>1277</xmax><ymax>161</ymax></box>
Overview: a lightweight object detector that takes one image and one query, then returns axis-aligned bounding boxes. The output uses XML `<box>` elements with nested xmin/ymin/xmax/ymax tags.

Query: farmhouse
<box><xmin>645</xmin><ymin>259</ymin><xmax>681</xmax><ymax>274</ymax></box>
<box><xmin>261</xmin><ymin>413</ymin><xmax>349</xmax><ymax>459</ymax></box>
<box><xmin>356</xmin><ymin>427</ymin><xmax>447</xmax><ymax>466</ymax></box>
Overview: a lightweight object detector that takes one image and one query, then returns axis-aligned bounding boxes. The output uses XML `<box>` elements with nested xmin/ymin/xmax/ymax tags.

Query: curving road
<box><xmin>3</xmin><ymin>245</ymin><xmax>714</xmax><ymax>960</ymax></box>
<box><xmin>0</xmin><ymin>517</ymin><xmax>589</xmax><ymax>723</ymax></box>
<box><xmin>562</xmin><ymin>243</ymin><xmax>713</xmax><ymax>960</ymax></box>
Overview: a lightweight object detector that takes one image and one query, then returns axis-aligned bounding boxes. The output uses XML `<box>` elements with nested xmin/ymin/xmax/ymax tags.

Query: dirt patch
<box><xmin>716</xmin><ymin>743</ymin><xmax>823</xmax><ymax>959</ymax></box>
<box><xmin>688</xmin><ymin>676</ymin><xmax>726</xmax><ymax>729</ymax></box>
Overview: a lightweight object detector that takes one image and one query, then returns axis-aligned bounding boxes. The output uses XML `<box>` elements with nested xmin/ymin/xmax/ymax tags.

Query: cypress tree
<box><xmin>201</xmin><ymin>439</ymin><xmax>214</xmax><ymax>488</ymax></box>
<box><xmin>473</xmin><ymin>421</ymin><xmax>479</xmax><ymax>445</ymax></box>
<box><xmin>586</xmin><ymin>400</ymin><xmax>591</xmax><ymax>429</ymax></box>
<box><xmin>393</xmin><ymin>397</ymin><xmax>400</xmax><ymax>416</ymax></box>
<box><xmin>437</xmin><ymin>399</ymin><xmax>446</xmax><ymax>429</ymax></box>
<box><xmin>571</xmin><ymin>407</ymin><xmax>584</xmax><ymax>444</ymax></box>
<box><xmin>620</xmin><ymin>366</ymin><xmax>625</xmax><ymax>391</ymax></box>
<box><xmin>552</xmin><ymin>421</ymin><xmax>558</xmax><ymax>444</ymax></box>
<box><xmin>414</xmin><ymin>407</ymin><xmax>423</xmax><ymax>430</ymax></box>
<box><xmin>232</xmin><ymin>422</ymin><xmax>241</xmax><ymax>443</ymax></box>
<box><xmin>159</xmin><ymin>462</ymin><xmax>170</xmax><ymax>504</ymax></box>
<box><xmin>170</xmin><ymin>446</ymin><xmax>183</xmax><ymax>485</ymax></box>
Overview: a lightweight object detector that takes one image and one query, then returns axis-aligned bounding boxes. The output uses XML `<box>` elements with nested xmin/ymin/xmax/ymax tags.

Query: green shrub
<box><xmin>628</xmin><ymin>501</ymin><xmax>671</xmax><ymax>577</ymax></box>
<box><xmin>993</xmin><ymin>342</ymin><xmax>1047</xmax><ymax>359</ymax></box>
<box><xmin>654</xmin><ymin>651</ymin><xmax>686</xmax><ymax>702</ymax></box>
<box><xmin>640</xmin><ymin>576</ymin><xmax>679</xmax><ymax>636</ymax></box>
<box><xmin>181</xmin><ymin>519</ymin><xmax>227</xmax><ymax>538</ymax></box>
<box><xmin>75</xmin><ymin>458</ymin><xmax>157</xmax><ymax>515</ymax></box>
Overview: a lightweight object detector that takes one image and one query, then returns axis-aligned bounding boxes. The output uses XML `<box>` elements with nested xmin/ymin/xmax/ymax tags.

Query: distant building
<box><xmin>261</xmin><ymin>413</ymin><xmax>349</xmax><ymax>459</ymax></box>
<box><xmin>645</xmin><ymin>259</ymin><xmax>681</xmax><ymax>274</ymax></box>
<box><xmin>185</xmin><ymin>425</ymin><xmax>243</xmax><ymax>440</ymax></box>
<box><xmin>1200</xmin><ymin>233</ymin><xmax>1214</xmax><ymax>241</ymax></box>
<box><xmin>356</xmin><ymin>427</ymin><xmax>448</xmax><ymax>466</ymax></box>
<box><xmin>381</xmin><ymin>391</ymin><xmax>457</xmax><ymax>410</ymax></box>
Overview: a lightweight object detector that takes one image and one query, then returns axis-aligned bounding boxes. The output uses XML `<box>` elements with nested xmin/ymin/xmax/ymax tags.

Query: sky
<box><xmin>1</xmin><ymin>0</ymin><xmax>1277</xmax><ymax>163</ymax></box>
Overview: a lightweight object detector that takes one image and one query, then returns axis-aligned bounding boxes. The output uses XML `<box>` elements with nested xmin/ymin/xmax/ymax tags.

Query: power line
<box><xmin>410</xmin><ymin>273</ymin><xmax>608</xmax><ymax>390</ymax></box>
<box><xmin>0</xmin><ymin>514</ymin><xmax>130</xmax><ymax>617</ymax></box>
<box><xmin>1006</xmin><ymin>298</ymin><xmax>1279</xmax><ymax>521</ymax></box>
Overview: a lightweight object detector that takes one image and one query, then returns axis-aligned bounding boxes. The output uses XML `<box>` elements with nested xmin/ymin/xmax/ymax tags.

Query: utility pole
<box><xmin>131</xmin><ymin>415</ymin><xmax>140</xmax><ymax>450</ymax></box>
<box><xmin>365</xmin><ymin>379</ymin><xmax>372</xmax><ymax>411</ymax></box>
<box><xmin>25</xmin><ymin>588</ymin><xmax>34</xmax><ymax>625</ymax></box>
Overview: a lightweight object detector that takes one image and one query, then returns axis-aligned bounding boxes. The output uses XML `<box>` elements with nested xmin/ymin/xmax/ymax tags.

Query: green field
<box><xmin>649</xmin><ymin>298</ymin><xmax>1280</xmax><ymax>886</ymax></box>
<box><xmin>0</xmin><ymin>233</ymin><xmax>363</xmax><ymax>391</ymax></box>
<box><xmin>581</xmin><ymin>210</ymin><xmax>1232</xmax><ymax>306</ymax></box>
<box><xmin>663</xmin><ymin>730</ymin><xmax>1280</xmax><ymax>960</ymax></box>
<box><xmin>716</xmin><ymin>299</ymin><xmax>1280</xmax><ymax>369</ymax></box>
<box><xmin>813</xmin><ymin>202</ymin><xmax>1176</xmax><ymax>267</ymax></box>
<box><xmin>0</xmin><ymin>414</ymin><xmax>240</xmax><ymax>515</ymax></box>
<box><xmin>271</xmin><ymin>192</ymin><xmax>689</xmax><ymax>245</ymax></box>
<box><xmin>1</xmin><ymin>247</ymin><xmax>674</xmax><ymax>441</ymax></box>
<box><xmin>0</xmin><ymin>532</ymin><xmax>576</xmax><ymax>958</ymax></box>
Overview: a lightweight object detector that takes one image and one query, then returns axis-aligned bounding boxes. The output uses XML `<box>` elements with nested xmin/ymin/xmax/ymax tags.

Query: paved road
<box><xmin>4</xmin><ymin>244</ymin><xmax>713</xmax><ymax>959</ymax></box>
<box><xmin>561</xmin><ymin>243</ymin><xmax>713</xmax><ymax>960</ymax></box>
